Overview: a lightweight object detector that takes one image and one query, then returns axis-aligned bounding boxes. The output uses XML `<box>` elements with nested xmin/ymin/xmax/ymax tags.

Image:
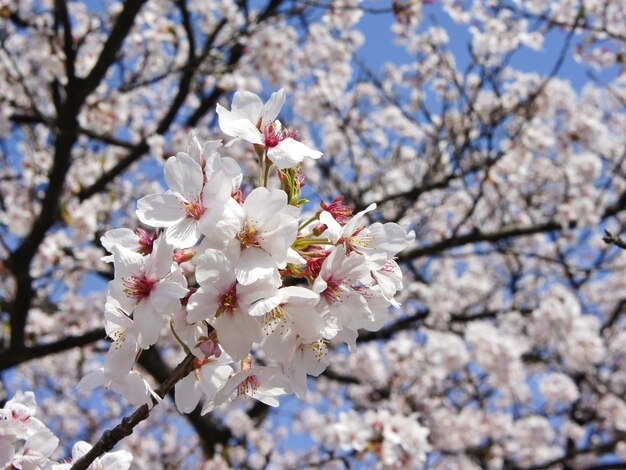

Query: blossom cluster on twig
<box><xmin>79</xmin><ymin>90</ymin><xmax>414</xmax><ymax>417</ymax></box>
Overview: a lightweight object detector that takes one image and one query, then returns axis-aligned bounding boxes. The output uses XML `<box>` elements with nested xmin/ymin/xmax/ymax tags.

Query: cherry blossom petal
<box><xmin>261</xmin><ymin>88</ymin><xmax>286</xmax><ymax>127</ymax></box>
<box><xmin>319</xmin><ymin>211</ymin><xmax>342</xmax><ymax>243</ymax></box>
<box><xmin>0</xmin><ymin>440</ymin><xmax>14</xmax><ymax>470</ymax></box>
<box><xmin>104</xmin><ymin>334</ymin><xmax>137</xmax><ymax>380</ymax></box>
<box><xmin>187</xmin><ymin>286</ymin><xmax>222</xmax><ymax>323</ymax></box>
<box><xmin>236</xmin><ymin>247</ymin><xmax>277</xmax><ymax>285</ymax></box>
<box><xmin>267</xmin><ymin>138</ymin><xmax>322</xmax><ymax>170</ymax></box>
<box><xmin>150</xmin><ymin>280</ymin><xmax>188</xmax><ymax>315</ymax></box>
<box><xmin>164</xmin><ymin>153</ymin><xmax>203</xmax><ymax>199</ymax></box>
<box><xmin>137</xmin><ymin>193</ymin><xmax>186</xmax><ymax>227</ymax></box>
<box><xmin>175</xmin><ymin>372</ymin><xmax>202</xmax><ymax>413</ymax></box>
<box><xmin>214</xmin><ymin>312</ymin><xmax>262</xmax><ymax>361</ymax></box>
<box><xmin>165</xmin><ymin>217</ymin><xmax>200</xmax><ymax>249</ymax></box>
<box><xmin>231</xmin><ymin>90</ymin><xmax>264</xmax><ymax>122</ymax></box>
<box><xmin>134</xmin><ymin>299</ymin><xmax>163</xmax><ymax>348</ymax></box>
<box><xmin>216</xmin><ymin>104</ymin><xmax>263</xmax><ymax>145</ymax></box>
<box><xmin>144</xmin><ymin>236</ymin><xmax>175</xmax><ymax>279</ymax></box>
<box><xmin>99</xmin><ymin>449</ymin><xmax>133</xmax><ymax>470</ymax></box>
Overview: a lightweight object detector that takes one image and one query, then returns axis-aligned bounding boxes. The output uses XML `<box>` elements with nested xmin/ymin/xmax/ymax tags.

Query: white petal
<box><xmin>165</xmin><ymin>218</ymin><xmax>200</xmax><ymax>249</ymax></box>
<box><xmin>194</xmin><ymin>249</ymin><xmax>236</xmax><ymax>285</ymax></box>
<box><xmin>145</xmin><ymin>236</ymin><xmax>174</xmax><ymax>279</ymax></box>
<box><xmin>248</xmin><ymin>294</ymin><xmax>281</xmax><ymax>317</ymax></box>
<box><xmin>187</xmin><ymin>131</ymin><xmax>203</xmax><ymax>162</ymax></box>
<box><xmin>268</xmin><ymin>138</ymin><xmax>322</xmax><ymax>170</ymax></box>
<box><xmin>279</xmin><ymin>286</ymin><xmax>319</xmax><ymax>304</ymax></box>
<box><xmin>24</xmin><ymin>429</ymin><xmax>58</xmax><ymax>458</ymax></box>
<box><xmin>77</xmin><ymin>369</ymin><xmax>107</xmax><ymax>393</ymax></box>
<box><xmin>258</xmin><ymin>216</ymin><xmax>298</xmax><ymax>265</ymax></box>
<box><xmin>113</xmin><ymin>372</ymin><xmax>153</xmax><ymax>407</ymax></box>
<box><xmin>261</xmin><ymin>89</ymin><xmax>286</xmax><ymax>127</ymax></box>
<box><xmin>243</xmin><ymin>187</ymin><xmax>283</xmax><ymax>222</ymax></box>
<box><xmin>214</xmin><ymin>312</ymin><xmax>261</xmax><ymax>361</ymax></box>
<box><xmin>70</xmin><ymin>441</ymin><xmax>92</xmax><ymax>461</ymax></box>
<box><xmin>187</xmin><ymin>286</ymin><xmax>222</xmax><ymax>323</ymax></box>
<box><xmin>151</xmin><ymin>280</ymin><xmax>188</xmax><ymax>315</ymax></box>
<box><xmin>319</xmin><ymin>211</ymin><xmax>342</xmax><ymax>243</ymax></box>
<box><xmin>175</xmin><ymin>372</ymin><xmax>202</xmax><ymax>413</ymax></box>
<box><xmin>104</xmin><ymin>335</ymin><xmax>137</xmax><ymax>379</ymax></box>
<box><xmin>286</xmin><ymin>247</ymin><xmax>305</xmax><ymax>264</ymax></box>
<box><xmin>7</xmin><ymin>390</ymin><xmax>37</xmax><ymax>416</ymax></box>
<box><xmin>343</xmin><ymin>203</ymin><xmax>376</xmax><ymax>237</ymax></box>
<box><xmin>216</xmin><ymin>104</ymin><xmax>263</xmax><ymax>144</ymax></box>
<box><xmin>236</xmin><ymin>248</ymin><xmax>276</xmax><ymax>285</ymax></box>
<box><xmin>286</xmin><ymin>363</ymin><xmax>308</xmax><ymax>399</ymax></box>
<box><xmin>206</xmin><ymin>370</ymin><xmax>252</xmax><ymax>413</ymax></box>
<box><xmin>0</xmin><ymin>439</ymin><xmax>14</xmax><ymax>469</ymax></box>
<box><xmin>99</xmin><ymin>450</ymin><xmax>133</xmax><ymax>470</ymax></box>
<box><xmin>199</xmin><ymin>197</ymin><xmax>243</xmax><ymax>239</ymax></box>
<box><xmin>137</xmin><ymin>193</ymin><xmax>186</xmax><ymax>227</ymax></box>
<box><xmin>111</xmin><ymin>245</ymin><xmax>144</xmax><ymax>280</ymax></box>
<box><xmin>134</xmin><ymin>299</ymin><xmax>162</xmax><ymax>348</ymax></box>
<box><xmin>368</xmin><ymin>222</ymin><xmax>413</xmax><ymax>256</ymax></box>
<box><xmin>164</xmin><ymin>153</ymin><xmax>204</xmax><ymax>199</ymax></box>
<box><xmin>199</xmin><ymin>362</ymin><xmax>233</xmax><ymax>399</ymax></box>
<box><xmin>238</xmin><ymin>274</ymin><xmax>280</xmax><ymax>311</ymax></box>
<box><xmin>231</xmin><ymin>90</ymin><xmax>264</xmax><ymax>122</ymax></box>
<box><xmin>101</xmin><ymin>228</ymin><xmax>139</xmax><ymax>255</ymax></box>
<box><xmin>332</xmin><ymin>328</ymin><xmax>359</xmax><ymax>352</ymax></box>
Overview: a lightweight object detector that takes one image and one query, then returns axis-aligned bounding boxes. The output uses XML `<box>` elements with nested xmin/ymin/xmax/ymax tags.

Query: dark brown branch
<box><xmin>356</xmin><ymin>311</ymin><xmax>429</xmax><ymax>343</ymax></box>
<box><xmin>69</xmin><ymin>353</ymin><xmax>196</xmax><ymax>470</ymax></box>
<box><xmin>0</xmin><ymin>328</ymin><xmax>105</xmax><ymax>371</ymax></box>
<box><xmin>53</xmin><ymin>0</ymin><xmax>76</xmax><ymax>84</ymax></box>
<box><xmin>137</xmin><ymin>347</ymin><xmax>233</xmax><ymax>457</ymax></box>
<box><xmin>81</xmin><ymin>0</ymin><xmax>147</xmax><ymax>95</ymax></box>
<box><xmin>5</xmin><ymin>0</ymin><xmax>148</xmax><ymax>351</ymax></box>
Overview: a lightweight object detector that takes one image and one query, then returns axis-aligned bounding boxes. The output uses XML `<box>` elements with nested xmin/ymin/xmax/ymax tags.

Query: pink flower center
<box><xmin>136</xmin><ymin>228</ymin><xmax>156</xmax><ymax>255</ymax></box>
<box><xmin>236</xmin><ymin>222</ymin><xmax>260</xmax><ymax>249</ymax></box>
<box><xmin>184</xmin><ymin>199</ymin><xmax>206</xmax><ymax>220</ymax></box>
<box><xmin>237</xmin><ymin>374</ymin><xmax>260</xmax><ymax>396</ymax></box>
<box><xmin>173</xmin><ymin>249</ymin><xmax>196</xmax><ymax>264</ymax></box>
<box><xmin>320</xmin><ymin>196</ymin><xmax>352</xmax><ymax>224</ymax></box>
<box><xmin>216</xmin><ymin>284</ymin><xmax>238</xmax><ymax>317</ymax></box>
<box><xmin>262</xmin><ymin>124</ymin><xmax>299</xmax><ymax>149</ymax></box>
<box><xmin>352</xmin><ymin>283</ymin><xmax>372</xmax><ymax>299</ymax></box>
<box><xmin>321</xmin><ymin>277</ymin><xmax>345</xmax><ymax>303</ymax></box>
<box><xmin>380</xmin><ymin>259</ymin><xmax>396</xmax><ymax>273</ymax></box>
<box><xmin>263</xmin><ymin>125</ymin><xmax>283</xmax><ymax>148</ymax></box>
<box><xmin>123</xmin><ymin>275</ymin><xmax>156</xmax><ymax>300</ymax></box>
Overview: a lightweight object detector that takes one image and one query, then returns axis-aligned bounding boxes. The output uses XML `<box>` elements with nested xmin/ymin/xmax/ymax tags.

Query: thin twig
<box><xmin>69</xmin><ymin>353</ymin><xmax>196</xmax><ymax>470</ymax></box>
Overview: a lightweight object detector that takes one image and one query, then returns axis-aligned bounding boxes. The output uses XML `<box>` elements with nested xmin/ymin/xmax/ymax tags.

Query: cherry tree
<box><xmin>1</xmin><ymin>0</ymin><xmax>626</xmax><ymax>468</ymax></box>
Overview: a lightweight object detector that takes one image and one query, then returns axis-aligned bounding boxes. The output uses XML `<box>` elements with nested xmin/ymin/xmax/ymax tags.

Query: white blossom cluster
<box><xmin>78</xmin><ymin>89</ymin><xmax>414</xmax><ymax>414</ymax></box>
<box><xmin>0</xmin><ymin>391</ymin><xmax>131</xmax><ymax>469</ymax></box>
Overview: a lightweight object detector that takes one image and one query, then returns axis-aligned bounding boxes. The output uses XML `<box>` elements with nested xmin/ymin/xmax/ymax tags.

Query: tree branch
<box><xmin>0</xmin><ymin>328</ymin><xmax>105</xmax><ymax>371</ymax></box>
<box><xmin>69</xmin><ymin>353</ymin><xmax>196</xmax><ymax>470</ymax></box>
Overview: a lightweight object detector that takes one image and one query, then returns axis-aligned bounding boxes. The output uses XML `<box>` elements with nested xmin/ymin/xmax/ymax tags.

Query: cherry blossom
<box><xmin>217</xmin><ymin>89</ymin><xmax>322</xmax><ymax>169</ymax></box>
<box><xmin>137</xmin><ymin>152</ymin><xmax>232</xmax><ymax>249</ymax></box>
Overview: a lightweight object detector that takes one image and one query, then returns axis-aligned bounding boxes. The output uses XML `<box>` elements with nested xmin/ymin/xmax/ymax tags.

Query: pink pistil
<box><xmin>263</xmin><ymin>125</ymin><xmax>284</xmax><ymax>148</ymax></box>
<box><xmin>184</xmin><ymin>199</ymin><xmax>206</xmax><ymax>220</ymax></box>
<box><xmin>216</xmin><ymin>284</ymin><xmax>238</xmax><ymax>317</ymax></box>
<box><xmin>320</xmin><ymin>196</ymin><xmax>353</xmax><ymax>224</ymax></box>
<box><xmin>321</xmin><ymin>277</ymin><xmax>344</xmax><ymax>303</ymax></box>
<box><xmin>136</xmin><ymin>228</ymin><xmax>157</xmax><ymax>255</ymax></box>
<box><xmin>237</xmin><ymin>374</ymin><xmax>260</xmax><ymax>396</ymax></box>
<box><xmin>123</xmin><ymin>275</ymin><xmax>156</xmax><ymax>300</ymax></box>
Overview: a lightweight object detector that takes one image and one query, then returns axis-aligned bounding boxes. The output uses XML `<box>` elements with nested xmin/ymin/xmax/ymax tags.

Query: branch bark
<box><xmin>69</xmin><ymin>353</ymin><xmax>196</xmax><ymax>470</ymax></box>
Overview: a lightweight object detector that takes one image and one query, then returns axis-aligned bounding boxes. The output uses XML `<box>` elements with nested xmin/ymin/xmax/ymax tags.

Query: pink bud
<box><xmin>198</xmin><ymin>337</ymin><xmax>221</xmax><ymax>358</ymax></box>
